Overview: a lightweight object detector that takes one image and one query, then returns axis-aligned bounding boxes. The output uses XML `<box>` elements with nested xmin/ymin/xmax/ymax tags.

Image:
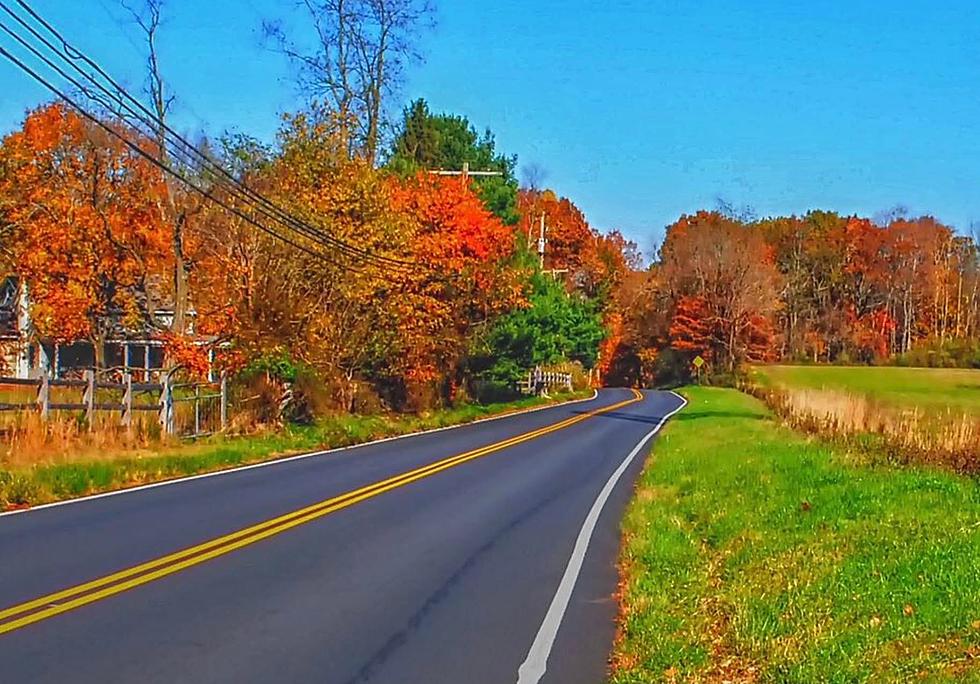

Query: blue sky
<box><xmin>1</xmin><ymin>0</ymin><xmax>978</xmax><ymax>254</ymax></box>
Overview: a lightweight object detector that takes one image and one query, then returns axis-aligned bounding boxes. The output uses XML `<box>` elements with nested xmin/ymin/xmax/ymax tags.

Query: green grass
<box><xmin>0</xmin><ymin>390</ymin><xmax>590</xmax><ymax>508</ymax></box>
<box><xmin>612</xmin><ymin>386</ymin><xmax>980</xmax><ymax>683</ymax></box>
<box><xmin>750</xmin><ymin>364</ymin><xmax>980</xmax><ymax>413</ymax></box>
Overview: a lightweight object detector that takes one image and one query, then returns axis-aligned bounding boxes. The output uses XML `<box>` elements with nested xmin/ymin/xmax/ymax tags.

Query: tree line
<box><xmin>603</xmin><ymin>209</ymin><xmax>980</xmax><ymax>387</ymax></box>
<box><xmin>0</xmin><ymin>97</ymin><xmax>635</xmax><ymax>412</ymax></box>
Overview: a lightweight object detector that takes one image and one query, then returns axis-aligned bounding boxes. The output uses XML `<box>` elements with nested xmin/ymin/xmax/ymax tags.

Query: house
<box><xmin>0</xmin><ymin>277</ymin><xmax>219</xmax><ymax>380</ymax></box>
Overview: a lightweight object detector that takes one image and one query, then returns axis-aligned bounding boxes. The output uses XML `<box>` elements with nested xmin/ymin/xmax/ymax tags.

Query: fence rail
<box><xmin>0</xmin><ymin>370</ymin><xmax>226</xmax><ymax>437</ymax></box>
<box><xmin>517</xmin><ymin>366</ymin><xmax>574</xmax><ymax>395</ymax></box>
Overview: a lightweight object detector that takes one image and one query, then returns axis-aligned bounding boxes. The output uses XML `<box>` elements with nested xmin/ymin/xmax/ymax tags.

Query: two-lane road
<box><xmin>0</xmin><ymin>389</ymin><xmax>684</xmax><ymax>683</ymax></box>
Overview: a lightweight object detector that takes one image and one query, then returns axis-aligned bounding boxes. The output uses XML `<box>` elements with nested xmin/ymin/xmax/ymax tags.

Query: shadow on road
<box><xmin>574</xmin><ymin>409</ymin><xmax>762</xmax><ymax>424</ymax></box>
<box><xmin>572</xmin><ymin>410</ymin><xmax>667</xmax><ymax>426</ymax></box>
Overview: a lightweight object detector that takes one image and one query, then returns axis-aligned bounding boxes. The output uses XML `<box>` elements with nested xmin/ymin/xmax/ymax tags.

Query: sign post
<box><xmin>692</xmin><ymin>355</ymin><xmax>705</xmax><ymax>385</ymax></box>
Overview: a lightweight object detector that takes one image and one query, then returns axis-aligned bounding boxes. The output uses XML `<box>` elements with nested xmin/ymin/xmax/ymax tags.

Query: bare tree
<box><xmin>520</xmin><ymin>162</ymin><xmax>548</xmax><ymax>191</ymax></box>
<box><xmin>715</xmin><ymin>196</ymin><xmax>757</xmax><ymax>223</ymax></box>
<box><xmin>872</xmin><ymin>203</ymin><xmax>910</xmax><ymax>227</ymax></box>
<box><xmin>263</xmin><ymin>0</ymin><xmax>434</xmax><ymax>164</ymax></box>
<box><xmin>121</xmin><ymin>0</ymin><xmax>192</xmax><ymax>336</ymax></box>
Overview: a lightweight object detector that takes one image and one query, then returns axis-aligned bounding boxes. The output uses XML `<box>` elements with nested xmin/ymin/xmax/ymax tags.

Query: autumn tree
<box><xmin>388</xmin><ymin>172</ymin><xmax>522</xmax><ymax>405</ymax></box>
<box><xmin>0</xmin><ymin>103</ymin><xmax>171</xmax><ymax>367</ymax></box>
<box><xmin>118</xmin><ymin>0</ymin><xmax>204</xmax><ymax>337</ymax></box>
<box><xmin>517</xmin><ymin>189</ymin><xmax>637</xmax><ymax>297</ymax></box>
<box><xmin>660</xmin><ymin>211</ymin><xmax>780</xmax><ymax>371</ymax></box>
<box><xmin>601</xmin><ymin>268</ymin><xmax>673</xmax><ymax>387</ymax></box>
<box><xmin>192</xmin><ymin>112</ymin><xmax>412</xmax><ymax>408</ymax></box>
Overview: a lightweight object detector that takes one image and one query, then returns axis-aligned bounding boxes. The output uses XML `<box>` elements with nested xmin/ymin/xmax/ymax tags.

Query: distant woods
<box><xmin>607</xmin><ymin>210</ymin><xmax>980</xmax><ymax>386</ymax></box>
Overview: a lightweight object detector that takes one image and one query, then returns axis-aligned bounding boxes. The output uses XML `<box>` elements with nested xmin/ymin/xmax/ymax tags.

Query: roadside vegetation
<box><xmin>750</xmin><ymin>365</ymin><xmax>980</xmax><ymax>413</ymax></box>
<box><xmin>748</xmin><ymin>365</ymin><xmax>980</xmax><ymax>473</ymax></box>
<box><xmin>0</xmin><ymin>389</ymin><xmax>590</xmax><ymax>510</ymax></box>
<box><xmin>612</xmin><ymin>386</ymin><xmax>980</xmax><ymax>683</ymax></box>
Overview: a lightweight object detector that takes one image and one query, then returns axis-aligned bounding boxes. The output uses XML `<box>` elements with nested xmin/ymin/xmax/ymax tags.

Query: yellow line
<box><xmin>0</xmin><ymin>389</ymin><xmax>643</xmax><ymax>636</ymax></box>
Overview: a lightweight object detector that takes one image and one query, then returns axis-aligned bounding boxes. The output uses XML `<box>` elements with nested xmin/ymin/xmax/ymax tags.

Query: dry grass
<box><xmin>0</xmin><ymin>411</ymin><xmax>165</xmax><ymax>467</ymax></box>
<box><xmin>0</xmin><ymin>393</ymin><xmax>220</xmax><ymax>468</ymax></box>
<box><xmin>747</xmin><ymin>384</ymin><xmax>980</xmax><ymax>473</ymax></box>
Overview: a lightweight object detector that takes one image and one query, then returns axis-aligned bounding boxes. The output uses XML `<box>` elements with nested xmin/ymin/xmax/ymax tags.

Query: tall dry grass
<box><xmin>746</xmin><ymin>385</ymin><xmax>980</xmax><ymax>474</ymax></box>
<box><xmin>0</xmin><ymin>410</ymin><xmax>166</xmax><ymax>467</ymax></box>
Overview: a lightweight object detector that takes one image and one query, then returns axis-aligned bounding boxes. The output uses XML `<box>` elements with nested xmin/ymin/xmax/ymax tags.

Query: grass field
<box><xmin>746</xmin><ymin>365</ymin><xmax>979</xmax><ymax>473</ymax></box>
<box><xmin>612</xmin><ymin>386</ymin><xmax>980</xmax><ymax>683</ymax></box>
<box><xmin>749</xmin><ymin>365</ymin><xmax>980</xmax><ymax>413</ymax></box>
<box><xmin>0</xmin><ymin>390</ymin><xmax>590</xmax><ymax>509</ymax></box>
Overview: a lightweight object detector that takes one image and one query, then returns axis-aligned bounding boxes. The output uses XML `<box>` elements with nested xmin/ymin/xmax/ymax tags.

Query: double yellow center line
<box><xmin>0</xmin><ymin>389</ymin><xmax>643</xmax><ymax>636</ymax></box>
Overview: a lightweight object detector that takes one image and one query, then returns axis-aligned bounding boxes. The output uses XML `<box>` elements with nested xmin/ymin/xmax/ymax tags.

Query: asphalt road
<box><xmin>0</xmin><ymin>388</ymin><xmax>684</xmax><ymax>683</ymax></box>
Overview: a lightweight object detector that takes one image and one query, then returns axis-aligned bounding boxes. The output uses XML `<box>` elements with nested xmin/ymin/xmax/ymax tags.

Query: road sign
<box><xmin>692</xmin><ymin>355</ymin><xmax>705</xmax><ymax>369</ymax></box>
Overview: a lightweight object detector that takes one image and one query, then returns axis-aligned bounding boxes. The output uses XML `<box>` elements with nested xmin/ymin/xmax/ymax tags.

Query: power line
<box><xmin>0</xmin><ymin>42</ymin><xmax>353</xmax><ymax>268</ymax></box>
<box><xmin>0</xmin><ymin>0</ymin><xmax>418</xmax><ymax>273</ymax></box>
<box><xmin>1</xmin><ymin>0</ymin><xmax>413</xmax><ymax>272</ymax></box>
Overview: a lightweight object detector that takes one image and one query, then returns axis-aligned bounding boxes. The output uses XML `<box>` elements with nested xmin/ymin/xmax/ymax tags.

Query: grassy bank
<box><xmin>612</xmin><ymin>386</ymin><xmax>980</xmax><ymax>683</ymax></box>
<box><xmin>0</xmin><ymin>390</ymin><xmax>591</xmax><ymax>510</ymax></box>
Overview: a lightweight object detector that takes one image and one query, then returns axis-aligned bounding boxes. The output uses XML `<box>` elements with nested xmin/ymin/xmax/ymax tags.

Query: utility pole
<box><xmin>429</xmin><ymin>162</ymin><xmax>503</xmax><ymax>180</ymax></box>
<box><xmin>536</xmin><ymin>213</ymin><xmax>568</xmax><ymax>279</ymax></box>
<box><xmin>538</xmin><ymin>213</ymin><xmax>546</xmax><ymax>270</ymax></box>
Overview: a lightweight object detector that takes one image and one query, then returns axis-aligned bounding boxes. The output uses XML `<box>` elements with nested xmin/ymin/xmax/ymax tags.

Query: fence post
<box><xmin>220</xmin><ymin>372</ymin><xmax>228</xmax><ymax>431</ymax></box>
<box><xmin>194</xmin><ymin>382</ymin><xmax>201</xmax><ymax>436</ymax></box>
<box><xmin>121</xmin><ymin>372</ymin><xmax>132</xmax><ymax>428</ymax></box>
<box><xmin>83</xmin><ymin>369</ymin><xmax>95</xmax><ymax>428</ymax></box>
<box><xmin>159</xmin><ymin>375</ymin><xmax>173</xmax><ymax>435</ymax></box>
<box><xmin>36</xmin><ymin>374</ymin><xmax>49</xmax><ymax>420</ymax></box>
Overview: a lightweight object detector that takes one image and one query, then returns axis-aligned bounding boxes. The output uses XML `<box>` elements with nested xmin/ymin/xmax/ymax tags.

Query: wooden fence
<box><xmin>0</xmin><ymin>369</ymin><xmax>227</xmax><ymax>438</ymax></box>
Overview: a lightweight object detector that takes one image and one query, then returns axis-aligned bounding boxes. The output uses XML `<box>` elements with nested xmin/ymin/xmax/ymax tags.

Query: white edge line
<box><xmin>516</xmin><ymin>389</ymin><xmax>688</xmax><ymax>684</ymax></box>
<box><xmin>0</xmin><ymin>389</ymin><xmax>601</xmax><ymax>519</ymax></box>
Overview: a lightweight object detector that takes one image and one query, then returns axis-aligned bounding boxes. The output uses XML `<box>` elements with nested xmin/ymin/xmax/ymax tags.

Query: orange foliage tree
<box><xmin>661</xmin><ymin>211</ymin><xmax>780</xmax><ymax>371</ymax></box>
<box><xmin>0</xmin><ymin>103</ymin><xmax>171</xmax><ymax>366</ymax></box>
<box><xmin>518</xmin><ymin>189</ymin><xmax>637</xmax><ymax>299</ymax></box>
<box><xmin>190</xmin><ymin>113</ymin><xmax>412</xmax><ymax>406</ymax></box>
<box><xmin>390</xmin><ymin>173</ymin><xmax>523</xmax><ymax>404</ymax></box>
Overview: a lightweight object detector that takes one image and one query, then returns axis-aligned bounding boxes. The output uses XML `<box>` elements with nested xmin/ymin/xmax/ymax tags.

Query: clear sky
<box><xmin>1</xmin><ymin>0</ymin><xmax>978</xmax><ymax>254</ymax></box>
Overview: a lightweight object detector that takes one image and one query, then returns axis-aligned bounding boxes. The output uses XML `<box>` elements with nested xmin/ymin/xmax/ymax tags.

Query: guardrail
<box><xmin>0</xmin><ymin>370</ymin><xmax>227</xmax><ymax>438</ymax></box>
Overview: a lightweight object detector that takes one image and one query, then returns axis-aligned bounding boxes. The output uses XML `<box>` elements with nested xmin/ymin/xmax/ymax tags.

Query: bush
<box><xmin>0</xmin><ymin>471</ymin><xmax>42</xmax><ymax>507</ymax></box>
<box><xmin>894</xmin><ymin>338</ymin><xmax>980</xmax><ymax>369</ymax></box>
<box><xmin>232</xmin><ymin>351</ymin><xmax>332</xmax><ymax>425</ymax></box>
<box><xmin>470</xmin><ymin>272</ymin><xmax>605</xmax><ymax>388</ymax></box>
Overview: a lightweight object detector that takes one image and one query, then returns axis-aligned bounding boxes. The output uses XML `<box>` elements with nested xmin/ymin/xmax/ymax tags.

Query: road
<box><xmin>0</xmin><ymin>388</ymin><xmax>685</xmax><ymax>683</ymax></box>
